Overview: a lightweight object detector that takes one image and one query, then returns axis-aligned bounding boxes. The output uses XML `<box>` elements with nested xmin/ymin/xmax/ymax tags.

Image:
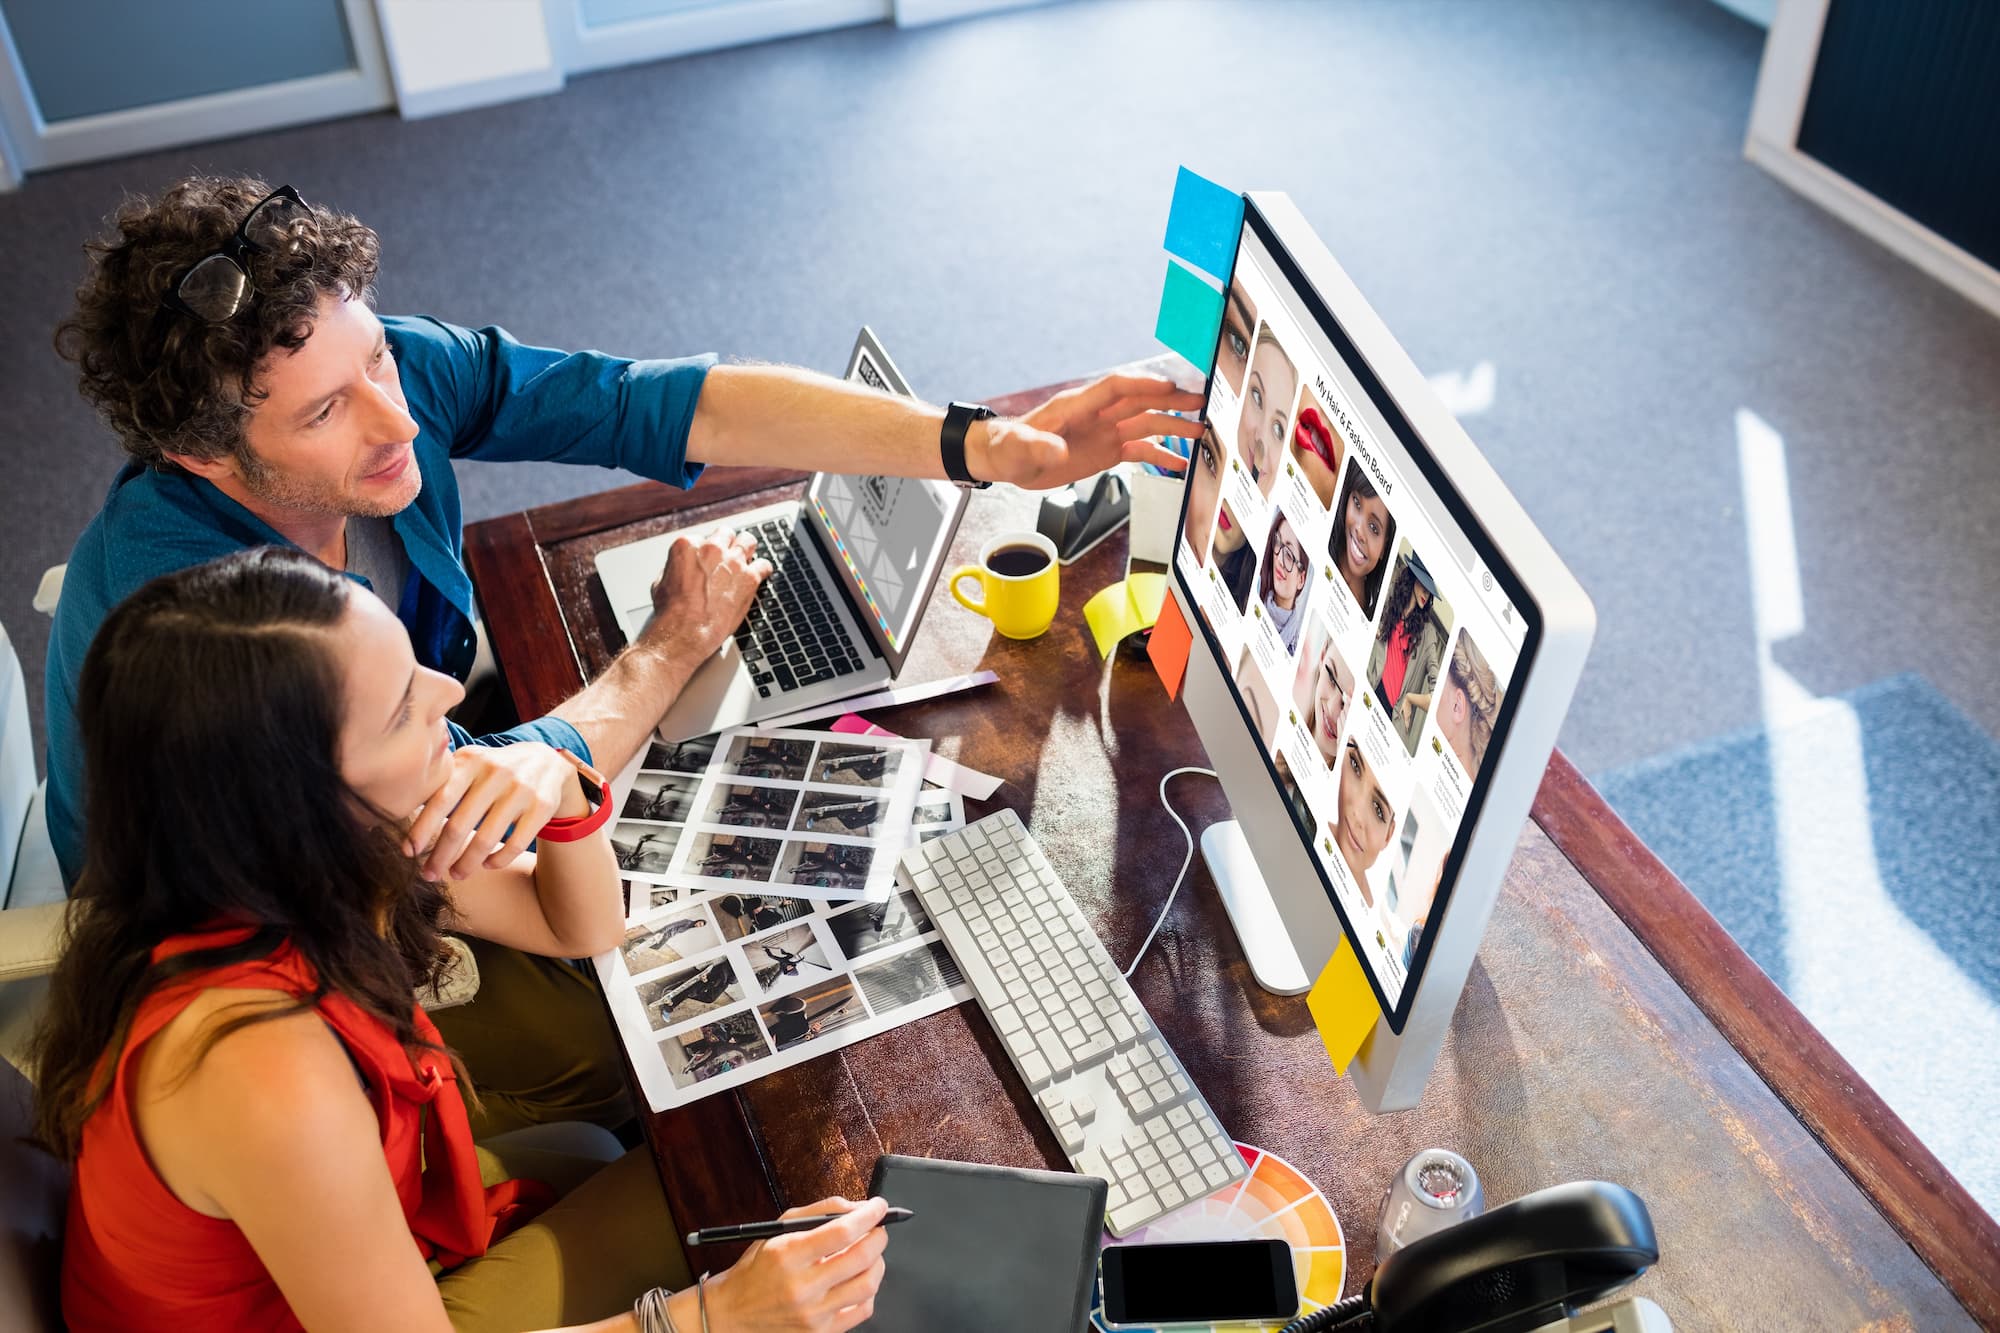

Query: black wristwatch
<box><xmin>941</xmin><ymin>401</ymin><xmax>996</xmax><ymax>490</ymax></box>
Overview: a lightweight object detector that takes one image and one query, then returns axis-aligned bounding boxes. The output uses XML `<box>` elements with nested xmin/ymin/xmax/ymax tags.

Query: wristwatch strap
<box><xmin>538</xmin><ymin>748</ymin><xmax>613</xmax><ymax>843</ymax></box>
<box><xmin>941</xmin><ymin>401</ymin><xmax>996</xmax><ymax>490</ymax></box>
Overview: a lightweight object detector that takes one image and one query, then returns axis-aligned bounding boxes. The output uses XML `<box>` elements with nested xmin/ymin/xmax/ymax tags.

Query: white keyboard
<box><xmin>898</xmin><ymin>808</ymin><xmax>1248</xmax><ymax>1235</ymax></box>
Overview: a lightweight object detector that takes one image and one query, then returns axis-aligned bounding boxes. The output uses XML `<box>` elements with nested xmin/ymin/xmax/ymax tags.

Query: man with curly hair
<box><xmin>46</xmin><ymin>175</ymin><xmax>1198</xmax><ymax>1135</ymax></box>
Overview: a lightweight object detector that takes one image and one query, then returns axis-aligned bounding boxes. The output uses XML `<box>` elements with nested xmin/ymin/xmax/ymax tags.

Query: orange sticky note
<box><xmin>1306</xmin><ymin>935</ymin><xmax>1380</xmax><ymax>1075</ymax></box>
<box><xmin>1147</xmin><ymin>591</ymin><xmax>1193</xmax><ymax>700</ymax></box>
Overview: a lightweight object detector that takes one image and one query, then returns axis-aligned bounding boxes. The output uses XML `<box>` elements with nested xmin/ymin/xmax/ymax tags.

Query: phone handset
<box><xmin>1281</xmin><ymin>1180</ymin><xmax>1663</xmax><ymax>1333</ymax></box>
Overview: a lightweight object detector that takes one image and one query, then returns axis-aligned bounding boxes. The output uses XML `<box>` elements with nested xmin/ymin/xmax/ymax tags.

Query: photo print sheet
<box><xmin>612</xmin><ymin>726</ymin><xmax>929</xmax><ymax>905</ymax></box>
<box><xmin>599</xmin><ymin>786</ymin><xmax>969</xmax><ymax>1110</ymax></box>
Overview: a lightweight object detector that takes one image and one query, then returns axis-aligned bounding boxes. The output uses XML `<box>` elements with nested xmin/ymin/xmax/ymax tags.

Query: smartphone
<box><xmin>1098</xmin><ymin>1238</ymin><xmax>1299</xmax><ymax>1327</ymax></box>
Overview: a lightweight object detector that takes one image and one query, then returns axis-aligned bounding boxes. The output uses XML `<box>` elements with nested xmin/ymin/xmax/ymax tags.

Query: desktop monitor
<box><xmin>1170</xmin><ymin>193</ymin><xmax>1595</xmax><ymax>1112</ymax></box>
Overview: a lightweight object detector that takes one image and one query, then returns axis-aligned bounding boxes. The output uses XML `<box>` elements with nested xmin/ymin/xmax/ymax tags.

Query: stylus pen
<box><xmin>685</xmin><ymin>1207</ymin><xmax>915</xmax><ymax>1246</ymax></box>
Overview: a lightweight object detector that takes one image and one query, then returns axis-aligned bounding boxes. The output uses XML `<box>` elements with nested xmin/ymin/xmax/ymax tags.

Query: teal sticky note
<box><xmin>1155</xmin><ymin>259</ymin><xmax>1225</xmax><ymax>372</ymax></box>
<box><xmin>1162</xmin><ymin>166</ymin><xmax>1243</xmax><ymax>282</ymax></box>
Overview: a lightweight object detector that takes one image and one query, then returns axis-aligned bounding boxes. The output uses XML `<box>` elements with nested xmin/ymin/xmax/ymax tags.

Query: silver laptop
<box><xmin>594</xmin><ymin>330</ymin><xmax>969</xmax><ymax>742</ymax></box>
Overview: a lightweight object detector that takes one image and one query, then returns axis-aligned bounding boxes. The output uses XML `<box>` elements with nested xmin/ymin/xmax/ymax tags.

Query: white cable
<box><xmin>1122</xmin><ymin>766</ymin><xmax>1218</xmax><ymax>979</ymax></box>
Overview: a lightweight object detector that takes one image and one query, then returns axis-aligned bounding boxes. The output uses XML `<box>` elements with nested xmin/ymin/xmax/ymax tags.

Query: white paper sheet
<box><xmin>754</xmin><ymin>669</ymin><xmax>1000</xmax><ymax>731</ymax></box>
<box><xmin>597</xmin><ymin>788</ymin><xmax>969</xmax><ymax>1111</ymax></box>
<box><xmin>609</xmin><ymin>726</ymin><xmax>929</xmax><ymax>905</ymax></box>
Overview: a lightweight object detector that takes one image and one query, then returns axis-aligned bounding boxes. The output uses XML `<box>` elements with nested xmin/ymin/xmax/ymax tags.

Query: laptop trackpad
<box><xmin>654</xmin><ymin>639</ymin><xmax>757</xmax><ymax>744</ymax></box>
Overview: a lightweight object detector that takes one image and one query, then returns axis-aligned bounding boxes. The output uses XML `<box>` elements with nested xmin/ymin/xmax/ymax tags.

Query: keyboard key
<box><xmin>1108</xmin><ymin>1202</ymin><xmax>1153</xmax><ymax>1236</ymax></box>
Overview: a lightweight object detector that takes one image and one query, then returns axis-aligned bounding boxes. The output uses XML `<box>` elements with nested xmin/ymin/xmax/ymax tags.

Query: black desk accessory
<box><xmin>1037</xmin><ymin>471</ymin><xmax>1130</xmax><ymax>565</ymax></box>
<box><xmin>865</xmin><ymin>1153</ymin><xmax>1108</xmax><ymax>1333</ymax></box>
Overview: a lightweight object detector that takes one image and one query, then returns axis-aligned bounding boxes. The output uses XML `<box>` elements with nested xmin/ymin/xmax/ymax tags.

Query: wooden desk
<box><xmin>466</xmin><ymin>378</ymin><xmax>1998</xmax><ymax>1331</ymax></box>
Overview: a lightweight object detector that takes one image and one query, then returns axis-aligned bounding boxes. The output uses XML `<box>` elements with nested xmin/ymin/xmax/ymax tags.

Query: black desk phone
<box><xmin>1284</xmin><ymin>1180</ymin><xmax>1665</xmax><ymax>1333</ymax></box>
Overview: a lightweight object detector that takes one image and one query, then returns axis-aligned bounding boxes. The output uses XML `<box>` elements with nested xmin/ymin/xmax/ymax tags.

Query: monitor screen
<box><xmin>1173</xmin><ymin>199</ymin><xmax>1538</xmax><ymax>1021</ymax></box>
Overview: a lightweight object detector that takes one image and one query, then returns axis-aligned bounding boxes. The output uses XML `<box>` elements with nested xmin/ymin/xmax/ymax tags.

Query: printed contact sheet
<box><xmin>596</xmin><ymin>786</ymin><xmax>971</xmax><ymax>1111</ymax></box>
<box><xmin>610</xmin><ymin>726</ymin><xmax>929</xmax><ymax>904</ymax></box>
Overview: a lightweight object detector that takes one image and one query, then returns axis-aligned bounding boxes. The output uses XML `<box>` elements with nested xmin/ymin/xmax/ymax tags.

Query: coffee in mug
<box><xmin>948</xmin><ymin>532</ymin><xmax>1061</xmax><ymax>640</ymax></box>
<box><xmin>985</xmin><ymin>544</ymin><xmax>1052</xmax><ymax>579</ymax></box>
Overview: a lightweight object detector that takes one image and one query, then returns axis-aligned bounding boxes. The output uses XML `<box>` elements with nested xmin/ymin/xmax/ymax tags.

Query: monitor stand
<box><xmin>1201</xmin><ymin>820</ymin><xmax>1311</xmax><ymax>995</ymax></box>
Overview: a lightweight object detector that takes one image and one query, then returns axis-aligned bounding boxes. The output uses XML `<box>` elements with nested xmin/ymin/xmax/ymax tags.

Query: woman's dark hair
<box><xmin>1257</xmin><ymin>512</ymin><xmax>1305</xmax><ymax>608</ymax></box>
<box><xmin>1330</xmin><ymin>460</ymin><xmax>1396</xmax><ymax>619</ymax></box>
<box><xmin>54</xmin><ymin>175</ymin><xmax>382</xmax><ymax>471</ymax></box>
<box><xmin>31</xmin><ymin>548</ymin><xmax>457</xmax><ymax>1160</ymax></box>
<box><xmin>1375</xmin><ymin>555</ymin><xmax>1441</xmax><ymax>651</ymax></box>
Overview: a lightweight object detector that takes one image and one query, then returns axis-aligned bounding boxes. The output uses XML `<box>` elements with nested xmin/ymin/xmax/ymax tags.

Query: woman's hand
<box><xmin>698</xmin><ymin>1196</ymin><xmax>890</xmax><ymax>1332</ymax></box>
<box><xmin>406</xmin><ymin>742</ymin><xmax>576</xmax><ymax>881</ymax></box>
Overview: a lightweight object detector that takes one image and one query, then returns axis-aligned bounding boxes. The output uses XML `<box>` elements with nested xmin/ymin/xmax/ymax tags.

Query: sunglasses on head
<box><xmin>159</xmin><ymin>185</ymin><xmax>312</xmax><ymax>325</ymax></box>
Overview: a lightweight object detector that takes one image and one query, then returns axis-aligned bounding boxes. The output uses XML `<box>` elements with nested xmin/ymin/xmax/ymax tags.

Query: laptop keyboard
<box><xmin>733</xmin><ymin>519</ymin><xmax>867</xmax><ymax>696</ymax></box>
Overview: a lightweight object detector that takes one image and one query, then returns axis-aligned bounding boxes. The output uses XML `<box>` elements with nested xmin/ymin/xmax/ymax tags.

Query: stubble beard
<box><xmin>236</xmin><ymin>442</ymin><xmax>420</xmax><ymax>520</ymax></box>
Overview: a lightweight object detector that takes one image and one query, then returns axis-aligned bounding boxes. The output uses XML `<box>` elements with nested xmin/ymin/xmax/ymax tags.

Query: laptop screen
<box><xmin>805</xmin><ymin>332</ymin><xmax>967</xmax><ymax>674</ymax></box>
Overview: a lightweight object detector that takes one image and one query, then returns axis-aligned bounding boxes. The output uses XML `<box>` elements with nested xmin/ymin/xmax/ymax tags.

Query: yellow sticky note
<box><xmin>1085</xmin><ymin>575</ymin><xmax>1172</xmax><ymax>658</ymax></box>
<box><xmin>1128</xmin><ymin>572</ymin><xmax>1166</xmax><ymax>623</ymax></box>
<box><xmin>1306</xmin><ymin>936</ymin><xmax>1380</xmax><ymax>1074</ymax></box>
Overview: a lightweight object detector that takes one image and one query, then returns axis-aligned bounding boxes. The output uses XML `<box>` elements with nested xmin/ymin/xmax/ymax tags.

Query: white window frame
<box><xmin>0</xmin><ymin>0</ymin><xmax>393</xmax><ymax>189</ymax></box>
<box><xmin>1746</xmin><ymin>0</ymin><xmax>2000</xmax><ymax>319</ymax></box>
<box><xmin>547</xmin><ymin>0</ymin><xmax>890</xmax><ymax>75</ymax></box>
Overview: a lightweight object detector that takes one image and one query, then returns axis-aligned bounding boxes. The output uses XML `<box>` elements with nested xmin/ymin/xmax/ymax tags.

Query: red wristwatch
<box><xmin>537</xmin><ymin>749</ymin><xmax>613</xmax><ymax>843</ymax></box>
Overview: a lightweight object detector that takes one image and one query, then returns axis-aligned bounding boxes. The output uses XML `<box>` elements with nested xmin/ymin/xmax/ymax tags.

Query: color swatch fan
<box><xmin>1090</xmin><ymin>1143</ymin><xmax>1345</xmax><ymax>1331</ymax></box>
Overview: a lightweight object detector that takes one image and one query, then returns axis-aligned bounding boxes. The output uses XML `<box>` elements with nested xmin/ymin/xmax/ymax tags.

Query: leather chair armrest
<box><xmin>0</xmin><ymin>903</ymin><xmax>68</xmax><ymax>984</ymax></box>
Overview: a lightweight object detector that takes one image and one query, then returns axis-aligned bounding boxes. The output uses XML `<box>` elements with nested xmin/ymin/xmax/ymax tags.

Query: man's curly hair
<box><xmin>55</xmin><ymin>176</ymin><xmax>381</xmax><ymax>471</ymax></box>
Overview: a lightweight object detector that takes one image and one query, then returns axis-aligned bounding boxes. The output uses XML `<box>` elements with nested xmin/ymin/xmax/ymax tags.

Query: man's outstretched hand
<box><xmin>972</xmin><ymin>372</ymin><xmax>1205</xmax><ymax>490</ymax></box>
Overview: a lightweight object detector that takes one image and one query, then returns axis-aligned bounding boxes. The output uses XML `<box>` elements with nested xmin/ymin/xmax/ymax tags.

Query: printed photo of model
<box><xmin>1328</xmin><ymin>459</ymin><xmax>1394</xmax><ymax>622</ymax></box>
<box><xmin>1366</xmin><ymin>546</ymin><xmax>1453</xmax><ymax>756</ymax></box>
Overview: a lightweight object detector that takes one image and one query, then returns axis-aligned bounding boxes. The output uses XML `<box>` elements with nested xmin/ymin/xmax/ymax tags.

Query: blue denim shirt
<box><xmin>44</xmin><ymin>313</ymin><xmax>712</xmax><ymax>884</ymax></box>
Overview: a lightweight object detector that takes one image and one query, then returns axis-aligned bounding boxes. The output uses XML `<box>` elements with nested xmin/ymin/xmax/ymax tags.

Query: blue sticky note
<box><xmin>1155</xmin><ymin>259</ymin><xmax>1225</xmax><ymax>372</ymax></box>
<box><xmin>1162</xmin><ymin>166</ymin><xmax>1244</xmax><ymax>282</ymax></box>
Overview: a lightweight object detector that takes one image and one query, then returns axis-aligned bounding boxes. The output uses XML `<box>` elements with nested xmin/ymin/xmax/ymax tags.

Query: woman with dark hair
<box><xmin>1256</xmin><ymin>512</ymin><xmax>1311</xmax><ymax>656</ymax></box>
<box><xmin>33</xmin><ymin>549</ymin><xmax>886</xmax><ymax>1332</ymax></box>
<box><xmin>1213</xmin><ymin>499</ymin><xmax>1257</xmax><ymax>614</ymax></box>
<box><xmin>1329</xmin><ymin>461</ymin><xmax>1394</xmax><ymax>620</ymax></box>
<box><xmin>1367</xmin><ymin>552</ymin><xmax>1449</xmax><ymax>754</ymax></box>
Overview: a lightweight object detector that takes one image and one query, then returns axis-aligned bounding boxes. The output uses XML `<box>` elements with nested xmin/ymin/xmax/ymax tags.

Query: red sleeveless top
<box><xmin>61</xmin><ymin>928</ymin><xmax>553</xmax><ymax>1332</ymax></box>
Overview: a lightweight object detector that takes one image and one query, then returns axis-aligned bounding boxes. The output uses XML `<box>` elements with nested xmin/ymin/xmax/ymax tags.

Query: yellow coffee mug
<box><xmin>948</xmin><ymin>532</ymin><xmax>1060</xmax><ymax>640</ymax></box>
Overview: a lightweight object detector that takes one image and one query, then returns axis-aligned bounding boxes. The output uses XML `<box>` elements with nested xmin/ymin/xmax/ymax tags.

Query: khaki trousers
<box><xmin>429</xmin><ymin>935</ymin><xmax>634</xmax><ymax>1138</ymax></box>
<box><xmin>440</xmin><ymin>1123</ymin><xmax>694</xmax><ymax>1331</ymax></box>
